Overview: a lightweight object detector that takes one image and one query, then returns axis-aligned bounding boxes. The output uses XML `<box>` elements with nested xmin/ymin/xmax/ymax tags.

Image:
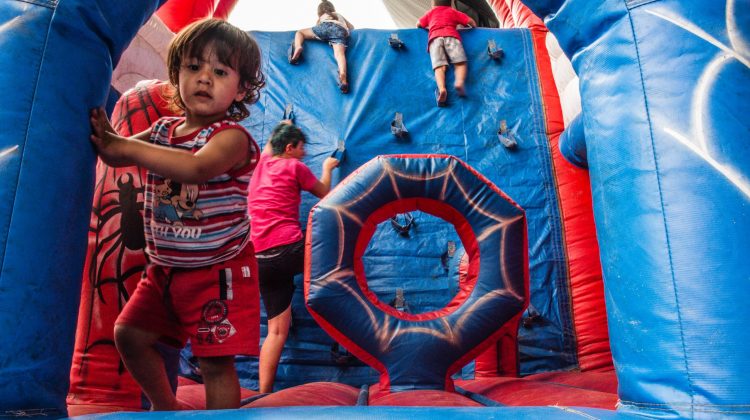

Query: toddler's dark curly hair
<box><xmin>166</xmin><ymin>18</ymin><xmax>265</xmax><ymax>121</ymax></box>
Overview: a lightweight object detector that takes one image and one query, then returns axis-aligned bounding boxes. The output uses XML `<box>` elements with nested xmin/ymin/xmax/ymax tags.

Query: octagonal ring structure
<box><xmin>305</xmin><ymin>155</ymin><xmax>528</xmax><ymax>393</ymax></box>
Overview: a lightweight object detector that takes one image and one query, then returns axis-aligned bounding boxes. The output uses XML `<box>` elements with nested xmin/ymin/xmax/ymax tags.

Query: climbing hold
<box><xmin>331</xmin><ymin>139</ymin><xmax>346</xmax><ymax>162</ymax></box>
<box><xmin>283</xmin><ymin>103</ymin><xmax>295</xmax><ymax>123</ymax></box>
<box><xmin>390</xmin><ymin>212</ymin><xmax>415</xmax><ymax>237</ymax></box>
<box><xmin>388</xmin><ymin>33</ymin><xmax>405</xmax><ymax>49</ymax></box>
<box><xmin>288</xmin><ymin>41</ymin><xmax>303</xmax><ymax>64</ymax></box>
<box><xmin>435</xmin><ymin>89</ymin><xmax>447</xmax><ymax>107</ymax></box>
<box><xmin>390</xmin><ymin>112</ymin><xmax>409</xmax><ymax>138</ymax></box>
<box><xmin>497</xmin><ymin>120</ymin><xmax>517</xmax><ymax>148</ymax></box>
<box><xmin>487</xmin><ymin>39</ymin><xmax>504</xmax><ymax>62</ymax></box>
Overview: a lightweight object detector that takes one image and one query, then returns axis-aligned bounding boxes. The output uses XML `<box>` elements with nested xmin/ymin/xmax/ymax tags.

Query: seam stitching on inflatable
<box><xmin>458</xmin><ymin>58</ymin><xmax>468</xmax><ymax>160</ymax></box>
<box><xmin>625</xmin><ymin>0</ymin><xmax>660</xmax><ymax>10</ymax></box>
<box><xmin>626</xmin><ymin>4</ymin><xmax>696</xmax><ymax>406</ymax></box>
<box><xmin>15</xmin><ymin>0</ymin><xmax>56</xmax><ymax>8</ymax></box>
<box><xmin>1</xmin><ymin>1</ymin><xmax>55</xmax><ymax>277</ymax></box>
<box><xmin>621</xmin><ymin>400</ymin><xmax>750</xmax><ymax>414</ymax></box>
<box><xmin>621</xmin><ymin>400</ymin><xmax>750</xmax><ymax>407</ymax></box>
<box><xmin>550</xmin><ymin>405</ymin><xmax>599</xmax><ymax>419</ymax></box>
<box><xmin>524</xmin><ymin>28</ymin><xmax>578</xmax><ymax>368</ymax></box>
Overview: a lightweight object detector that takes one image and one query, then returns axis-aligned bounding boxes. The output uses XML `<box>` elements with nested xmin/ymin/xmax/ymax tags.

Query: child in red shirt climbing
<box><xmin>89</xmin><ymin>18</ymin><xmax>264</xmax><ymax>410</ymax></box>
<box><xmin>417</xmin><ymin>0</ymin><xmax>476</xmax><ymax>106</ymax></box>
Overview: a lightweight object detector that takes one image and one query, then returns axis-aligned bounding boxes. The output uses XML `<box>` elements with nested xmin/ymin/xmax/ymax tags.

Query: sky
<box><xmin>228</xmin><ymin>0</ymin><xmax>397</xmax><ymax>31</ymax></box>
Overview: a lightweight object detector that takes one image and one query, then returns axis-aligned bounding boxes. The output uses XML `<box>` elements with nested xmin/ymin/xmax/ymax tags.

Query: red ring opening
<box><xmin>353</xmin><ymin>198</ymin><xmax>480</xmax><ymax>322</ymax></box>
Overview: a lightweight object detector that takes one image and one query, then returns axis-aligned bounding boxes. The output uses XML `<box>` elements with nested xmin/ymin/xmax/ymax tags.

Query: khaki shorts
<box><xmin>429</xmin><ymin>36</ymin><xmax>467</xmax><ymax>69</ymax></box>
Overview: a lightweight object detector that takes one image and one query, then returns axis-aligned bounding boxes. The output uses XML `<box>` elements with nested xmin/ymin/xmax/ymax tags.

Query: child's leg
<box><xmin>453</xmin><ymin>62</ymin><xmax>468</xmax><ymax>96</ymax></box>
<box><xmin>292</xmin><ymin>28</ymin><xmax>316</xmax><ymax>62</ymax></box>
<box><xmin>114</xmin><ymin>324</ymin><xmax>181</xmax><ymax>411</ymax></box>
<box><xmin>332</xmin><ymin>44</ymin><xmax>349</xmax><ymax>92</ymax></box>
<box><xmin>259</xmin><ymin>305</ymin><xmax>292</xmax><ymax>393</ymax></box>
<box><xmin>332</xmin><ymin>44</ymin><xmax>348</xmax><ymax>82</ymax></box>
<box><xmin>434</xmin><ymin>65</ymin><xmax>448</xmax><ymax>102</ymax></box>
<box><xmin>198</xmin><ymin>356</ymin><xmax>240</xmax><ymax>409</ymax></box>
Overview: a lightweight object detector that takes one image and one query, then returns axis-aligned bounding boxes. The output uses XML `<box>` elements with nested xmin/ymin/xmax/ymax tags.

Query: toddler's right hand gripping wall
<box><xmin>523</xmin><ymin>0</ymin><xmax>750</xmax><ymax>417</ymax></box>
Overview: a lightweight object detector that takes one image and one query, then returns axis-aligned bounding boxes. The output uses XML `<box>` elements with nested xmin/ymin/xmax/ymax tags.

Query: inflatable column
<box><xmin>523</xmin><ymin>0</ymin><xmax>750</xmax><ymax>417</ymax></box>
<box><xmin>67</xmin><ymin>81</ymin><xmax>178</xmax><ymax>416</ymax></box>
<box><xmin>0</xmin><ymin>0</ymin><xmax>163</xmax><ymax>414</ymax></box>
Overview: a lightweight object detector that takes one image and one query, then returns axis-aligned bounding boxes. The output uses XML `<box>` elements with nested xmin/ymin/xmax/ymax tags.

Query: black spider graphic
<box><xmin>89</xmin><ymin>170</ymin><xmax>147</xmax><ymax>305</ymax></box>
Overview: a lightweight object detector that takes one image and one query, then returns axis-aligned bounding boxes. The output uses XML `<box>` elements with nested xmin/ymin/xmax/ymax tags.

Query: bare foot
<box><xmin>290</xmin><ymin>46</ymin><xmax>303</xmax><ymax>64</ymax></box>
<box><xmin>455</xmin><ymin>84</ymin><xmax>466</xmax><ymax>97</ymax></box>
<box><xmin>436</xmin><ymin>89</ymin><xmax>447</xmax><ymax>106</ymax></box>
<box><xmin>150</xmin><ymin>399</ymin><xmax>186</xmax><ymax>411</ymax></box>
<box><xmin>339</xmin><ymin>74</ymin><xmax>349</xmax><ymax>94</ymax></box>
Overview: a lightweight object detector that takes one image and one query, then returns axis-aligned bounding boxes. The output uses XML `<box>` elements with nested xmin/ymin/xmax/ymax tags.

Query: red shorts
<box><xmin>116</xmin><ymin>244</ymin><xmax>259</xmax><ymax>358</ymax></box>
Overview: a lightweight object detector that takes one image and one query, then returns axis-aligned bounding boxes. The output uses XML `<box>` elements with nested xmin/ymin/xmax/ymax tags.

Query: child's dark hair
<box><xmin>269</xmin><ymin>123</ymin><xmax>307</xmax><ymax>156</ymax></box>
<box><xmin>167</xmin><ymin>18</ymin><xmax>265</xmax><ymax>121</ymax></box>
<box><xmin>433</xmin><ymin>0</ymin><xmax>453</xmax><ymax>6</ymax></box>
<box><xmin>318</xmin><ymin>1</ymin><xmax>336</xmax><ymax>16</ymax></box>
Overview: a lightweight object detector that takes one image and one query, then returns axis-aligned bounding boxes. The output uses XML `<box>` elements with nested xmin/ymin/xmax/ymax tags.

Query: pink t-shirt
<box><xmin>248</xmin><ymin>151</ymin><xmax>318</xmax><ymax>252</ymax></box>
<box><xmin>418</xmin><ymin>6</ymin><xmax>471</xmax><ymax>46</ymax></box>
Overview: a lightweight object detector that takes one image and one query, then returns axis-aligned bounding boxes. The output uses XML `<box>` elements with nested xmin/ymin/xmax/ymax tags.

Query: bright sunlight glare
<box><xmin>228</xmin><ymin>0</ymin><xmax>398</xmax><ymax>32</ymax></box>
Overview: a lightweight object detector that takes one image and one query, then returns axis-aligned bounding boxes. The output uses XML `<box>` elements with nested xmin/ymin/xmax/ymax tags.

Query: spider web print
<box><xmin>306</xmin><ymin>155</ymin><xmax>527</xmax><ymax>391</ymax></box>
<box><xmin>68</xmin><ymin>82</ymin><xmax>172</xmax><ymax>407</ymax></box>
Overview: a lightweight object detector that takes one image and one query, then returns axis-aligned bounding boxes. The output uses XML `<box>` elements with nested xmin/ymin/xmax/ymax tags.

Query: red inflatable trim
<box><xmin>155</xmin><ymin>0</ymin><xmax>238</xmax><ymax>33</ymax></box>
<box><xmin>244</xmin><ymin>382</ymin><xmax>359</xmax><ymax>408</ymax></box>
<box><xmin>456</xmin><ymin>371</ymin><xmax>617</xmax><ymax>409</ymax></box>
<box><xmin>177</xmin><ymin>384</ymin><xmax>258</xmax><ymax>410</ymax></box>
<box><xmin>487</xmin><ymin>0</ymin><xmax>613</xmax><ymax>372</ymax></box>
<box><xmin>369</xmin><ymin>389</ymin><xmax>482</xmax><ymax>406</ymax></box>
<box><xmin>213</xmin><ymin>0</ymin><xmax>238</xmax><ymax>20</ymax></box>
<box><xmin>68</xmin><ymin>81</ymin><xmax>175</xmax><ymax>411</ymax></box>
<box><xmin>487</xmin><ymin>0</ymin><xmax>546</xmax><ymax>31</ymax></box>
<box><xmin>527</xmin><ymin>28</ymin><xmax>612</xmax><ymax>373</ymax></box>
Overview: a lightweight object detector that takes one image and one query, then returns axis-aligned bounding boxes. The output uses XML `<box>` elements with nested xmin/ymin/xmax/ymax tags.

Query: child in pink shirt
<box><xmin>248</xmin><ymin>121</ymin><xmax>338</xmax><ymax>393</ymax></box>
<box><xmin>417</xmin><ymin>0</ymin><xmax>476</xmax><ymax>106</ymax></box>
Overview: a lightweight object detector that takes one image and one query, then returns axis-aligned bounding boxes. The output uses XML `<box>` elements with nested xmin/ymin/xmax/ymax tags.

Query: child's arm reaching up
<box><xmin>90</xmin><ymin>107</ymin><xmax>249</xmax><ymax>184</ymax></box>
<box><xmin>309</xmin><ymin>157</ymin><xmax>339</xmax><ymax>198</ymax></box>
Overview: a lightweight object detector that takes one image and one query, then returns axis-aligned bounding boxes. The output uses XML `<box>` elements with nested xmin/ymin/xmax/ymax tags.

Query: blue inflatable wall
<box><xmin>0</xmin><ymin>0</ymin><xmax>163</xmax><ymax>415</ymax></box>
<box><xmin>524</xmin><ymin>0</ymin><xmax>750</xmax><ymax>417</ymax></box>
<box><xmin>231</xmin><ymin>27</ymin><xmax>580</xmax><ymax>390</ymax></box>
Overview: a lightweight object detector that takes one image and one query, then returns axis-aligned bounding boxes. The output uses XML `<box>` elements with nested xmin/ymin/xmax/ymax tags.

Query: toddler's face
<box><xmin>178</xmin><ymin>46</ymin><xmax>245</xmax><ymax>123</ymax></box>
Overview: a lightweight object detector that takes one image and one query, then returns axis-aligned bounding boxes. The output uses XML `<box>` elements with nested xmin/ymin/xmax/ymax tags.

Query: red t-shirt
<box><xmin>418</xmin><ymin>6</ymin><xmax>471</xmax><ymax>46</ymax></box>
<box><xmin>248</xmin><ymin>151</ymin><xmax>319</xmax><ymax>252</ymax></box>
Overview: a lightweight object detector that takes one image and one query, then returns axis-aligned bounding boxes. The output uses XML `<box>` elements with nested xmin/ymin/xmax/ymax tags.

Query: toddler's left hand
<box><xmin>89</xmin><ymin>107</ymin><xmax>131</xmax><ymax>167</ymax></box>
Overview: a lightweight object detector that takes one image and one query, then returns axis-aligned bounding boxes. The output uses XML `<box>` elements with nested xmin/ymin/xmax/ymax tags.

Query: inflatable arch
<box><xmin>0</xmin><ymin>0</ymin><xmax>747</xmax><ymax>418</ymax></box>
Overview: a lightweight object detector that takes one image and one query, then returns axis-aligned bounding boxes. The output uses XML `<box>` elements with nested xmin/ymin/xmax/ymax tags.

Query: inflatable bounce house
<box><xmin>0</xmin><ymin>0</ymin><xmax>748</xmax><ymax>418</ymax></box>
